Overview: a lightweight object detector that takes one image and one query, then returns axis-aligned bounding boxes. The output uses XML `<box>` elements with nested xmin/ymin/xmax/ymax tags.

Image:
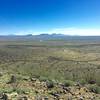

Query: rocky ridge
<box><xmin>0</xmin><ymin>74</ymin><xmax>100</xmax><ymax>100</ymax></box>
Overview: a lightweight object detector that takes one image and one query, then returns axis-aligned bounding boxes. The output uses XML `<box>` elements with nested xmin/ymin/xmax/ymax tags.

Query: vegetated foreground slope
<box><xmin>0</xmin><ymin>39</ymin><xmax>100</xmax><ymax>99</ymax></box>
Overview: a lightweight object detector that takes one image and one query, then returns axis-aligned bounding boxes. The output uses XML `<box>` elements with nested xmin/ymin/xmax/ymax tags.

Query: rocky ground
<box><xmin>0</xmin><ymin>74</ymin><xmax>100</xmax><ymax>100</ymax></box>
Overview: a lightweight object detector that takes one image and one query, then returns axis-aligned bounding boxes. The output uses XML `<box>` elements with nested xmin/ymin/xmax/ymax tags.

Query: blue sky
<box><xmin>0</xmin><ymin>0</ymin><xmax>100</xmax><ymax>35</ymax></box>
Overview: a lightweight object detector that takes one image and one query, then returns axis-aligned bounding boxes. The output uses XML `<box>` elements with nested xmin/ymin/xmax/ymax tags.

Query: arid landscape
<box><xmin>0</xmin><ymin>0</ymin><xmax>100</xmax><ymax>99</ymax></box>
<box><xmin>0</xmin><ymin>36</ymin><xmax>100</xmax><ymax>99</ymax></box>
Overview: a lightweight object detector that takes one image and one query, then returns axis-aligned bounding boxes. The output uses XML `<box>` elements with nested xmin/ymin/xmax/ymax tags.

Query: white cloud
<box><xmin>48</xmin><ymin>28</ymin><xmax>100</xmax><ymax>36</ymax></box>
<box><xmin>13</xmin><ymin>28</ymin><xmax>100</xmax><ymax>36</ymax></box>
<box><xmin>14</xmin><ymin>30</ymin><xmax>34</xmax><ymax>35</ymax></box>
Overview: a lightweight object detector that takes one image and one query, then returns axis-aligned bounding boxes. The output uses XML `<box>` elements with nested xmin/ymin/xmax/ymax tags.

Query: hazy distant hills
<box><xmin>0</xmin><ymin>34</ymin><xmax>100</xmax><ymax>41</ymax></box>
<box><xmin>0</xmin><ymin>34</ymin><xmax>65</xmax><ymax>41</ymax></box>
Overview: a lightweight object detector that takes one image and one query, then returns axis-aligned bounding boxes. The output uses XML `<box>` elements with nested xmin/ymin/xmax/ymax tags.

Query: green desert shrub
<box><xmin>39</xmin><ymin>76</ymin><xmax>48</xmax><ymax>82</ymax></box>
<box><xmin>63</xmin><ymin>80</ymin><xmax>74</xmax><ymax>87</ymax></box>
<box><xmin>79</xmin><ymin>79</ymin><xmax>87</xmax><ymax>85</ymax></box>
<box><xmin>88</xmin><ymin>84</ymin><xmax>100</xmax><ymax>94</ymax></box>
<box><xmin>46</xmin><ymin>80</ymin><xmax>54</xmax><ymax>89</ymax></box>
<box><xmin>0</xmin><ymin>87</ymin><xmax>14</xmax><ymax>94</ymax></box>
<box><xmin>16</xmin><ymin>87</ymin><xmax>32</xmax><ymax>94</ymax></box>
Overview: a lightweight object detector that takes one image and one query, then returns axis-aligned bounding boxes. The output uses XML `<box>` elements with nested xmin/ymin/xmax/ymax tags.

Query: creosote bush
<box><xmin>46</xmin><ymin>80</ymin><xmax>54</xmax><ymax>89</ymax></box>
<box><xmin>63</xmin><ymin>80</ymin><xmax>74</xmax><ymax>87</ymax></box>
<box><xmin>88</xmin><ymin>84</ymin><xmax>100</xmax><ymax>94</ymax></box>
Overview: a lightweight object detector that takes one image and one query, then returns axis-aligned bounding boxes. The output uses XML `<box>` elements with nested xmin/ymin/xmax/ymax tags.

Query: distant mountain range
<box><xmin>0</xmin><ymin>34</ymin><xmax>100</xmax><ymax>41</ymax></box>
<box><xmin>0</xmin><ymin>34</ymin><xmax>67</xmax><ymax>41</ymax></box>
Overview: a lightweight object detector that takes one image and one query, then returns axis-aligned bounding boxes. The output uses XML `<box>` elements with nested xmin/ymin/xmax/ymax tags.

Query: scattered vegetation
<box><xmin>0</xmin><ymin>39</ymin><xmax>100</xmax><ymax>99</ymax></box>
<box><xmin>63</xmin><ymin>80</ymin><xmax>74</xmax><ymax>87</ymax></box>
<box><xmin>88</xmin><ymin>84</ymin><xmax>100</xmax><ymax>94</ymax></box>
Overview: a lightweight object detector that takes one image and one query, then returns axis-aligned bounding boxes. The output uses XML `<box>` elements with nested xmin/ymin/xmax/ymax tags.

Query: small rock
<box><xmin>35</xmin><ymin>95</ymin><xmax>42</xmax><ymax>100</ymax></box>
<box><xmin>31</xmin><ymin>78</ymin><xmax>37</xmax><ymax>82</ymax></box>
<box><xmin>88</xmin><ymin>80</ymin><xmax>96</xmax><ymax>84</ymax></box>
<box><xmin>63</xmin><ymin>87</ymin><xmax>70</xmax><ymax>91</ymax></box>
<box><xmin>79</xmin><ymin>96</ymin><xmax>84</xmax><ymax>100</ymax></box>
<box><xmin>18</xmin><ymin>96</ymin><xmax>28</xmax><ymax>100</ymax></box>
<box><xmin>49</xmin><ymin>92</ymin><xmax>60</xmax><ymax>98</ymax></box>
<box><xmin>43</xmin><ymin>97</ymin><xmax>49</xmax><ymax>100</ymax></box>
<box><xmin>7</xmin><ymin>75</ymin><xmax>16</xmax><ymax>84</ymax></box>
<box><xmin>0</xmin><ymin>93</ymin><xmax>8</xmax><ymax>100</ymax></box>
<box><xmin>67</xmin><ymin>96</ymin><xmax>72</xmax><ymax>100</ymax></box>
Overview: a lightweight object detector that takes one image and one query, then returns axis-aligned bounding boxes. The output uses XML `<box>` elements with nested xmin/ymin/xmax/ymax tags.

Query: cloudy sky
<box><xmin>0</xmin><ymin>0</ymin><xmax>100</xmax><ymax>35</ymax></box>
